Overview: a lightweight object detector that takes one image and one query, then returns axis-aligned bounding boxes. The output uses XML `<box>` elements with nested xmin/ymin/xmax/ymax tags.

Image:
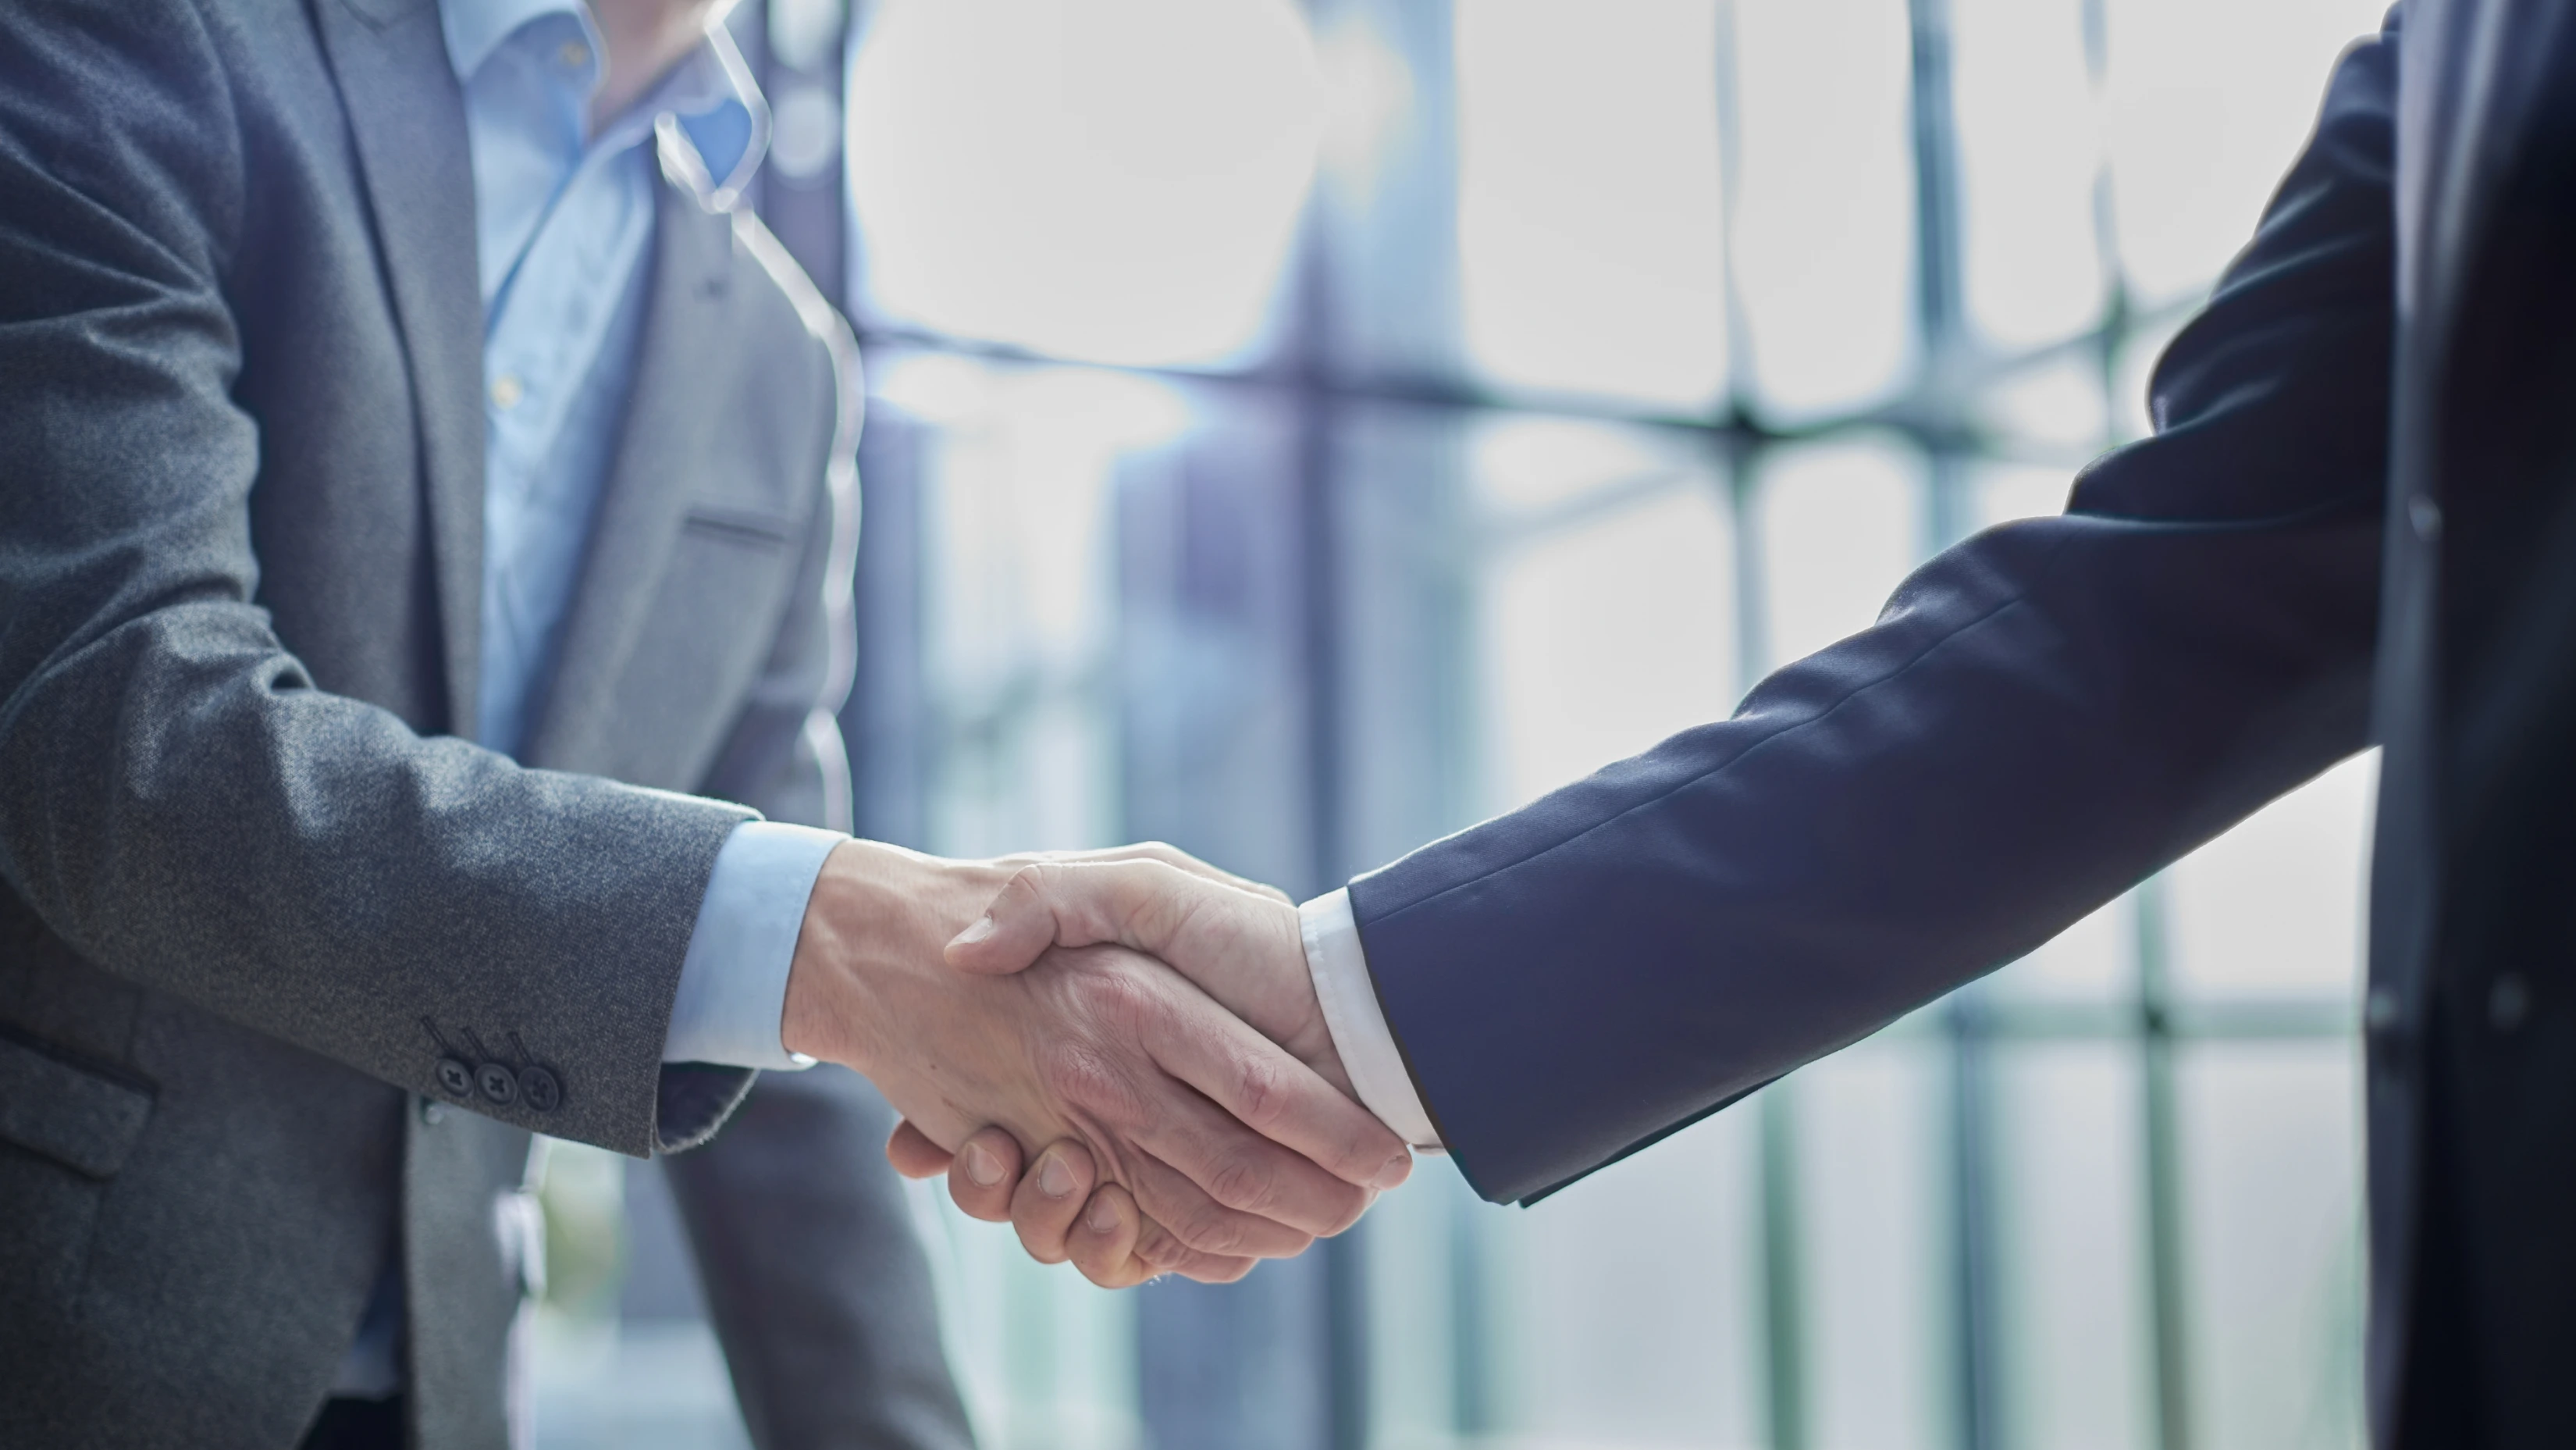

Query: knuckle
<box><xmin>1229</xmin><ymin>1054</ymin><xmax>1289</xmax><ymax>1132</ymax></box>
<box><xmin>1172</xmin><ymin>1203</ymin><xmax>1247</xmax><ymax>1257</ymax></box>
<box><xmin>1201</xmin><ymin>1153</ymin><xmax>1277</xmax><ymax>1217</ymax></box>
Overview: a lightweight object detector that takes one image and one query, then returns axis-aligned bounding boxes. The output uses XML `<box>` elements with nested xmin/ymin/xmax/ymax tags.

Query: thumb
<box><xmin>945</xmin><ymin>859</ymin><xmax>1200</xmax><ymax>975</ymax></box>
<box><xmin>885</xmin><ymin>1119</ymin><xmax>956</xmax><ymax>1179</ymax></box>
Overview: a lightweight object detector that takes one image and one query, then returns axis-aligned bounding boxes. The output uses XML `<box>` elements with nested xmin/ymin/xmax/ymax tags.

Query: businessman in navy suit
<box><xmin>899</xmin><ymin>5</ymin><xmax>2576</xmax><ymax>1445</ymax></box>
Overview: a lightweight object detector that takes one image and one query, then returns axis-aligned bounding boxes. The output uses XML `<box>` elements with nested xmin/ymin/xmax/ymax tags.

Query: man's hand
<box><xmin>785</xmin><ymin>841</ymin><xmax>1411</xmax><ymax>1281</ymax></box>
<box><xmin>881</xmin><ymin>857</ymin><xmax>1381</xmax><ymax>1284</ymax></box>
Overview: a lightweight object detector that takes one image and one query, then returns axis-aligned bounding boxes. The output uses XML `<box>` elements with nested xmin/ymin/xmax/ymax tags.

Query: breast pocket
<box><xmin>0</xmin><ymin>1027</ymin><xmax>155</xmax><ymax>1304</ymax></box>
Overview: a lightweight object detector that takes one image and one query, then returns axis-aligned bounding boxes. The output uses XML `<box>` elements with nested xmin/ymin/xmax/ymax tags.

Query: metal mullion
<box><xmin>2137</xmin><ymin>875</ymin><xmax>2196</xmax><ymax>1450</ymax></box>
<box><xmin>1902</xmin><ymin>0</ymin><xmax>2002</xmax><ymax>1445</ymax></box>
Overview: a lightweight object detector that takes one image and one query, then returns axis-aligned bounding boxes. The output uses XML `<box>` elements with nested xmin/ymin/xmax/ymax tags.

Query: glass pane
<box><xmin>1730</xmin><ymin>0</ymin><xmax>1919</xmax><ymax>421</ymax></box>
<box><xmin>1950</xmin><ymin>0</ymin><xmax>2112</xmax><ymax>351</ymax></box>
<box><xmin>2111</xmin><ymin>309</ymin><xmax>2190</xmax><ymax>443</ymax></box>
<box><xmin>1478</xmin><ymin>1113</ymin><xmax>1767</xmax><ymax>1447</ymax></box>
<box><xmin>927</xmin><ymin>1202</ymin><xmax>1144</xmax><ymax>1450</ymax></box>
<box><xmin>1453</xmin><ymin>0</ymin><xmax>1731</xmax><ymax>411</ymax></box>
<box><xmin>1471</xmin><ymin>416</ymin><xmax>1738</xmax><ymax>811</ymax></box>
<box><xmin>2177</xmin><ymin>1041</ymin><xmax>2367</xmax><ymax>1450</ymax></box>
<box><xmin>1993</xmin><ymin>1043</ymin><xmax>2154</xmax><ymax>1450</ymax></box>
<box><xmin>1976</xmin><ymin>352</ymin><xmax>2112</xmax><ymax>454</ymax></box>
<box><xmin>1987</xmin><ymin>892</ymin><xmax>2132</xmax><ymax>1003</ymax></box>
<box><xmin>1795</xmin><ymin>1034</ymin><xmax>1958</xmax><ymax>1450</ymax></box>
<box><xmin>1970</xmin><ymin>458</ymin><xmax>2076</xmax><ymax>531</ymax></box>
<box><xmin>2166</xmin><ymin>751</ymin><xmax>2376</xmax><ymax>1003</ymax></box>
<box><xmin>2103</xmin><ymin>0</ymin><xmax>2392</xmax><ymax>305</ymax></box>
<box><xmin>1334</xmin><ymin>402</ymin><xmax>1484</xmax><ymax>864</ymax></box>
<box><xmin>879</xmin><ymin>355</ymin><xmax>1192</xmax><ymax>855</ymax></box>
<box><xmin>1755</xmin><ymin>435</ymin><xmax>1926</xmax><ymax>668</ymax></box>
<box><xmin>849</xmin><ymin>0</ymin><xmax>1321</xmax><ymax>366</ymax></box>
<box><xmin>1313</xmin><ymin>0</ymin><xmax>1467</xmax><ymax>383</ymax></box>
<box><xmin>1358</xmin><ymin>1168</ymin><xmax>1479</xmax><ymax>1448</ymax></box>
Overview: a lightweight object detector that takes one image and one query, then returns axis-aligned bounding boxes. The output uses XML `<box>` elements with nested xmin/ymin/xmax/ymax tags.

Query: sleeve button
<box><xmin>436</xmin><ymin>1057</ymin><xmax>476</xmax><ymax>1098</ymax></box>
<box><xmin>476</xmin><ymin>1062</ymin><xmax>520</xmax><ymax>1106</ymax></box>
<box><xmin>518</xmin><ymin>1065</ymin><xmax>563</xmax><ymax>1113</ymax></box>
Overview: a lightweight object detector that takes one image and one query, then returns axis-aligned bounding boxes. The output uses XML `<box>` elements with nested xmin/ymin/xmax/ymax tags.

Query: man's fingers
<box><xmin>1009</xmin><ymin>1140</ymin><xmax>1098</xmax><ymax>1265</ymax></box>
<box><xmin>1112</xmin><ymin>843</ymin><xmax>1293</xmax><ymax>905</ymax></box>
<box><xmin>946</xmin><ymin>1127</ymin><xmax>1024</xmax><ymax>1223</ymax></box>
<box><xmin>886</xmin><ymin>1119</ymin><xmax>955</xmax><ymax>1180</ymax></box>
<box><xmin>947</xmin><ymin>859</ymin><xmax>1219</xmax><ymax>976</ymax></box>
<box><xmin>1064</xmin><ymin>1185</ymin><xmax>1152</xmax><ymax>1288</ymax></box>
<box><xmin>1118</xmin><ymin>1071</ymin><xmax>1382</xmax><ymax>1238</ymax></box>
<box><xmin>1118</xmin><ymin>1146</ymin><xmax>1318</xmax><ymax>1259</ymax></box>
<box><xmin>1130</xmin><ymin>1212</ymin><xmax>1258</xmax><ymax>1284</ymax></box>
<box><xmin>1149</xmin><ymin>992</ymin><xmax>1412</xmax><ymax>1198</ymax></box>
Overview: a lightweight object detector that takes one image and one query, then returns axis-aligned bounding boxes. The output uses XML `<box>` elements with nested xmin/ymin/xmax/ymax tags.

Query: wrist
<box><xmin>781</xmin><ymin>839</ymin><xmax>1010</xmax><ymax>1071</ymax></box>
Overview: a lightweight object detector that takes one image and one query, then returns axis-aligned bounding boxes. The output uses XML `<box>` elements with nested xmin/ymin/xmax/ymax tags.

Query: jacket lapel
<box><xmin>312</xmin><ymin>0</ymin><xmax>487</xmax><ymax>739</ymax></box>
<box><xmin>519</xmin><ymin>162</ymin><xmax>743</xmax><ymax>770</ymax></box>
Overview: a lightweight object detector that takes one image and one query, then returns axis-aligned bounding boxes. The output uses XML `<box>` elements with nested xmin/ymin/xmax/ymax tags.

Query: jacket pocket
<box><xmin>0</xmin><ymin>1025</ymin><xmax>155</xmax><ymax>1179</ymax></box>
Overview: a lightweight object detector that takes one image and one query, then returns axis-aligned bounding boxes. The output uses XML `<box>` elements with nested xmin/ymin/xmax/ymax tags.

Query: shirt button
<box><xmin>489</xmin><ymin>374</ymin><xmax>524</xmax><ymax>411</ymax></box>
<box><xmin>559</xmin><ymin>40</ymin><xmax>591</xmax><ymax>70</ymax></box>
<box><xmin>2407</xmin><ymin>495</ymin><xmax>2443</xmax><ymax>543</ymax></box>
<box><xmin>2489</xmin><ymin>973</ymin><xmax>2533</xmax><ymax>1034</ymax></box>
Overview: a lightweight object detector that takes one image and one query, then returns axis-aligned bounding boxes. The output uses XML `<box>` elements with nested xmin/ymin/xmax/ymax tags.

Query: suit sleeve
<box><xmin>1350</xmin><ymin>16</ymin><xmax>2403</xmax><ymax>1204</ymax></box>
<box><xmin>0</xmin><ymin>0</ymin><xmax>753</xmax><ymax>1157</ymax></box>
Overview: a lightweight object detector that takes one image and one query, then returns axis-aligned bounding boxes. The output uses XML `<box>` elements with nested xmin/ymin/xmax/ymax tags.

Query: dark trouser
<box><xmin>299</xmin><ymin>1397</ymin><xmax>404</xmax><ymax>1450</ymax></box>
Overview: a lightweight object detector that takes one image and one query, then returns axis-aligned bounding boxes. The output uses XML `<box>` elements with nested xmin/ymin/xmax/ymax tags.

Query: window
<box><xmin>532</xmin><ymin>2</ymin><xmax>2396</xmax><ymax>1446</ymax></box>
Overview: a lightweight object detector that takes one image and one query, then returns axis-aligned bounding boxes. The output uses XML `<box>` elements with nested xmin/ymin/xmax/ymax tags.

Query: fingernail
<box><xmin>1086</xmin><ymin>1197</ymin><xmax>1121</xmax><ymax>1234</ymax></box>
<box><xmin>1371</xmin><ymin>1152</ymin><xmax>1411</xmax><ymax>1189</ymax></box>
<box><xmin>952</xmin><ymin>914</ymin><xmax>996</xmax><ymax>946</ymax></box>
<box><xmin>962</xmin><ymin>1142</ymin><xmax>1003</xmax><ymax>1187</ymax></box>
<box><xmin>1038</xmin><ymin>1153</ymin><xmax>1074</xmax><ymax>1199</ymax></box>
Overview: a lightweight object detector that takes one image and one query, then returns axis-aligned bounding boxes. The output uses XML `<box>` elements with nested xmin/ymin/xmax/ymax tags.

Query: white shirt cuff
<box><xmin>1298</xmin><ymin>888</ymin><xmax>1443</xmax><ymax>1153</ymax></box>
<box><xmin>664</xmin><ymin>821</ymin><xmax>844</xmax><ymax>1070</ymax></box>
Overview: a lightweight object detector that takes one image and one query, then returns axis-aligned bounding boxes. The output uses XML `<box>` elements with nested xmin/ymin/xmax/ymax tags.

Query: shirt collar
<box><xmin>439</xmin><ymin>0</ymin><xmax>571</xmax><ymax>84</ymax></box>
<box><xmin>438</xmin><ymin>0</ymin><xmax>770</xmax><ymax>208</ymax></box>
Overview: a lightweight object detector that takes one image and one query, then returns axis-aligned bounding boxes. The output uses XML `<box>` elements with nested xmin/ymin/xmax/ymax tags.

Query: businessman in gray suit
<box><xmin>0</xmin><ymin>0</ymin><xmax>1409</xmax><ymax>1445</ymax></box>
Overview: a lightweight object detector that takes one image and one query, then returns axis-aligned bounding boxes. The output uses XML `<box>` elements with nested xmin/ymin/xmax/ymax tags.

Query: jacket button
<box><xmin>2407</xmin><ymin>495</ymin><xmax>2443</xmax><ymax>543</ymax></box>
<box><xmin>476</xmin><ymin>1062</ymin><xmax>520</xmax><ymax>1106</ymax></box>
<box><xmin>518</xmin><ymin>1065</ymin><xmax>563</xmax><ymax>1113</ymax></box>
<box><xmin>2489</xmin><ymin>974</ymin><xmax>2532</xmax><ymax>1034</ymax></box>
<box><xmin>436</xmin><ymin>1057</ymin><xmax>475</xmax><ymax>1098</ymax></box>
<box><xmin>2364</xmin><ymin>985</ymin><xmax>2402</xmax><ymax>1036</ymax></box>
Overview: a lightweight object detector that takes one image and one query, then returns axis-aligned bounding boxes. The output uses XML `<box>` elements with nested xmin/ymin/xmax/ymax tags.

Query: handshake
<box><xmin>778</xmin><ymin>839</ymin><xmax>1411</xmax><ymax>1288</ymax></box>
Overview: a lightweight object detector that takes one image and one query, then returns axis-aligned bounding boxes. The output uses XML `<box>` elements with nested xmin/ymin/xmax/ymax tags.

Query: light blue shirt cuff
<box><xmin>665</xmin><ymin>822</ymin><xmax>845</xmax><ymax>1070</ymax></box>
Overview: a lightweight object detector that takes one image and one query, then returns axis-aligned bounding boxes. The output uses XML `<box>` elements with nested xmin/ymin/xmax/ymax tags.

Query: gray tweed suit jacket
<box><xmin>0</xmin><ymin>1</ymin><xmax>970</xmax><ymax>1447</ymax></box>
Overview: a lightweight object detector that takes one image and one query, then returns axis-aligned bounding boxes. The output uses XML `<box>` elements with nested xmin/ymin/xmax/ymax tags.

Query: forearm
<box><xmin>0</xmin><ymin>614</ymin><xmax>755</xmax><ymax>1152</ymax></box>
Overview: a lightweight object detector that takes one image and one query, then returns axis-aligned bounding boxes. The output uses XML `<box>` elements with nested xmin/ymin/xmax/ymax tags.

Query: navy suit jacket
<box><xmin>1353</xmin><ymin>6</ymin><xmax>2576</xmax><ymax>1444</ymax></box>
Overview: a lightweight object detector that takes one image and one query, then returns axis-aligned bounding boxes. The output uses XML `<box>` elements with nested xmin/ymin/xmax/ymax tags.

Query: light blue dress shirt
<box><xmin>332</xmin><ymin>0</ymin><xmax>835</xmax><ymax>1396</ymax></box>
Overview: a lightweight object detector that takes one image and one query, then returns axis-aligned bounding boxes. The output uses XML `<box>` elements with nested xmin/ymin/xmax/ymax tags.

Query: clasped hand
<box><xmin>781</xmin><ymin>839</ymin><xmax>1400</xmax><ymax>1286</ymax></box>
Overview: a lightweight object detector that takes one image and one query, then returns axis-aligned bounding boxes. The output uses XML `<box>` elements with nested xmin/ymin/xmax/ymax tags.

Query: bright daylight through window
<box><xmin>527</xmin><ymin>3</ymin><xmax>2399</xmax><ymax>1448</ymax></box>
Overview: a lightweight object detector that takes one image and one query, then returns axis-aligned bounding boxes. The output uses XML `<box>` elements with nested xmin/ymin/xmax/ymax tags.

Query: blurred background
<box><xmin>530</xmin><ymin>1</ymin><xmax>2396</xmax><ymax>1447</ymax></box>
